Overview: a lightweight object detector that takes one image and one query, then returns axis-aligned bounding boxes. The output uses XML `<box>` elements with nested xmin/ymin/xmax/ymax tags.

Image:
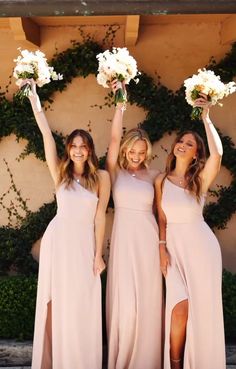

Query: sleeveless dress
<box><xmin>31</xmin><ymin>182</ymin><xmax>102</xmax><ymax>369</ymax></box>
<box><xmin>161</xmin><ymin>178</ymin><xmax>226</xmax><ymax>369</ymax></box>
<box><xmin>106</xmin><ymin>170</ymin><xmax>163</xmax><ymax>369</ymax></box>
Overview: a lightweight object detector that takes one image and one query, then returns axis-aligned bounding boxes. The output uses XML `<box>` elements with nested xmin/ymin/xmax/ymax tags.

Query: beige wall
<box><xmin>0</xmin><ymin>14</ymin><xmax>236</xmax><ymax>272</ymax></box>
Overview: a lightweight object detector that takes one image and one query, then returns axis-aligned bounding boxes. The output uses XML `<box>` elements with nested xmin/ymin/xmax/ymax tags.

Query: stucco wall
<box><xmin>0</xmin><ymin>15</ymin><xmax>235</xmax><ymax>272</ymax></box>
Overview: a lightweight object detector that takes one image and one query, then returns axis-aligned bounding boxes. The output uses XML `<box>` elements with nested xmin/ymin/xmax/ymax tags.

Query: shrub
<box><xmin>0</xmin><ymin>270</ymin><xmax>235</xmax><ymax>341</ymax></box>
<box><xmin>222</xmin><ymin>269</ymin><xmax>236</xmax><ymax>341</ymax></box>
<box><xmin>0</xmin><ymin>275</ymin><xmax>37</xmax><ymax>340</ymax></box>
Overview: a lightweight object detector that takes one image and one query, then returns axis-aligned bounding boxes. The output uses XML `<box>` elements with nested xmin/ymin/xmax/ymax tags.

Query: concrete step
<box><xmin>0</xmin><ymin>340</ymin><xmax>235</xmax><ymax>367</ymax></box>
<box><xmin>0</xmin><ymin>362</ymin><xmax>235</xmax><ymax>368</ymax></box>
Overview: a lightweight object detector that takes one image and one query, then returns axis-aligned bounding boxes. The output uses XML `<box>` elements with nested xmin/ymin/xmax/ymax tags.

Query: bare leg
<box><xmin>170</xmin><ymin>300</ymin><xmax>188</xmax><ymax>369</ymax></box>
<box><xmin>41</xmin><ymin>301</ymin><xmax>52</xmax><ymax>369</ymax></box>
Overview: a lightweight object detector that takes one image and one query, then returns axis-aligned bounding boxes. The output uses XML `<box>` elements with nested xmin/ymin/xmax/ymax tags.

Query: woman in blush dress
<box><xmin>155</xmin><ymin>94</ymin><xmax>226</xmax><ymax>369</ymax></box>
<box><xmin>23</xmin><ymin>80</ymin><xmax>110</xmax><ymax>369</ymax></box>
<box><xmin>106</xmin><ymin>81</ymin><xmax>163</xmax><ymax>369</ymax></box>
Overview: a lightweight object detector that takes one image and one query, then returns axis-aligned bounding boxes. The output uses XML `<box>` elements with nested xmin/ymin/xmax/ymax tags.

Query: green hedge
<box><xmin>0</xmin><ymin>275</ymin><xmax>37</xmax><ymax>340</ymax></box>
<box><xmin>222</xmin><ymin>269</ymin><xmax>236</xmax><ymax>341</ymax></box>
<box><xmin>0</xmin><ymin>271</ymin><xmax>235</xmax><ymax>341</ymax></box>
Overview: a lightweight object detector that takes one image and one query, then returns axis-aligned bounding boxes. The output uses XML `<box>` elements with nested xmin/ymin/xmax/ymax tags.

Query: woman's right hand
<box><xmin>159</xmin><ymin>244</ymin><xmax>171</xmax><ymax>277</ymax></box>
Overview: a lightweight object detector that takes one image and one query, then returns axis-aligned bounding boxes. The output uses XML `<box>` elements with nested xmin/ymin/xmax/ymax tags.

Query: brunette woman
<box><xmin>155</xmin><ymin>95</ymin><xmax>226</xmax><ymax>369</ymax></box>
<box><xmin>24</xmin><ymin>80</ymin><xmax>110</xmax><ymax>369</ymax></box>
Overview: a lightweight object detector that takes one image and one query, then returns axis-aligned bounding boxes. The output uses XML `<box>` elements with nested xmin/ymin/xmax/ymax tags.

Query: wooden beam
<box><xmin>2</xmin><ymin>1</ymin><xmax>236</xmax><ymax>17</ymax></box>
<box><xmin>221</xmin><ymin>15</ymin><xmax>236</xmax><ymax>45</ymax></box>
<box><xmin>9</xmin><ymin>17</ymin><xmax>40</xmax><ymax>47</ymax></box>
<box><xmin>125</xmin><ymin>15</ymin><xmax>140</xmax><ymax>46</ymax></box>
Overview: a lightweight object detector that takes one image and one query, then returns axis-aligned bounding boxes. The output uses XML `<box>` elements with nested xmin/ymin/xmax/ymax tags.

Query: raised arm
<box><xmin>106</xmin><ymin>80</ymin><xmax>126</xmax><ymax>183</ymax></box>
<box><xmin>155</xmin><ymin>174</ymin><xmax>170</xmax><ymax>277</ymax></box>
<box><xmin>26</xmin><ymin>80</ymin><xmax>59</xmax><ymax>185</ymax></box>
<box><xmin>195</xmin><ymin>95</ymin><xmax>223</xmax><ymax>193</ymax></box>
<box><xmin>93</xmin><ymin>170</ymin><xmax>111</xmax><ymax>276</ymax></box>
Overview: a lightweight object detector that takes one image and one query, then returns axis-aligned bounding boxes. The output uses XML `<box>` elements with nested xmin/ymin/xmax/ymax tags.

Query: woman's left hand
<box><xmin>193</xmin><ymin>93</ymin><xmax>212</xmax><ymax>119</ymax></box>
<box><xmin>93</xmin><ymin>255</ymin><xmax>106</xmax><ymax>276</ymax></box>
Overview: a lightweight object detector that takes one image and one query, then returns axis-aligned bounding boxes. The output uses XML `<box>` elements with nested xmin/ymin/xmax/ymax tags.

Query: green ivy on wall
<box><xmin>0</xmin><ymin>37</ymin><xmax>236</xmax><ymax>275</ymax></box>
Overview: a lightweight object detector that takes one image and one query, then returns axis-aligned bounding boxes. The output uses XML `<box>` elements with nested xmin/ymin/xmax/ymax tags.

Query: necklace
<box><xmin>74</xmin><ymin>174</ymin><xmax>82</xmax><ymax>184</ymax></box>
<box><xmin>169</xmin><ymin>174</ymin><xmax>186</xmax><ymax>186</ymax></box>
<box><xmin>128</xmin><ymin>169</ymin><xmax>137</xmax><ymax>177</ymax></box>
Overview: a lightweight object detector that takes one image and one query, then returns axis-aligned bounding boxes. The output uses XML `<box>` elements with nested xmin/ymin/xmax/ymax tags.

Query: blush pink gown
<box><xmin>161</xmin><ymin>178</ymin><xmax>226</xmax><ymax>369</ymax></box>
<box><xmin>31</xmin><ymin>182</ymin><xmax>102</xmax><ymax>369</ymax></box>
<box><xmin>106</xmin><ymin>170</ymin><xmax>163</xmax><ymax>369</ymax></box>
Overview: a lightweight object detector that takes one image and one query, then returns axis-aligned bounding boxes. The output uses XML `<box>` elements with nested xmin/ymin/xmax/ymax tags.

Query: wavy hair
<box><xmin>58</xmin><ymin>129</ymin><xmax>99</xmax><ymax>191</ymax></box>
<box><xmin>118</xmin><ymin>128</ymin><xmax>152</xmax><ymax>170</ymax></box>
<box><xmin>162</xmin><ymin>131</ymin><xmax>206</xmax><ymax>201</ymax></box>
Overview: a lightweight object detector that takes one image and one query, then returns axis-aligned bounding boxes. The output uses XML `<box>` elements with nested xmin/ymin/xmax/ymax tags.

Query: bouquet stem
<box><xmin>15</xmin><ymin>83</ymin><xmax>31</xmax><ymax>102</ymax></box>
<box><xmin>191</xmin><ymin>106</ymin><xmax>203</xmax><ymax>120</ymax></box>
<box><xmin>114</xmin><ymin>81</ymin><xmax>127</xmax><ymax>105</ymax></box>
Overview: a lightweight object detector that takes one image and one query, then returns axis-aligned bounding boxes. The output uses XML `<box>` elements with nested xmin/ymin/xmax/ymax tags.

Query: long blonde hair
<box><xmin>58</xmin><ymin>129</ymin><xmax>99</xmax><ymax>191</ymax></box>
<box><xmin>163</xmin><ymin>131</ymin><xmax>206</xmax><ymax>201</ymax></box>
<box><xmin>118</xmin><ymin>128</ymin><xmax>152</xmax><ymax>169</ymax></box>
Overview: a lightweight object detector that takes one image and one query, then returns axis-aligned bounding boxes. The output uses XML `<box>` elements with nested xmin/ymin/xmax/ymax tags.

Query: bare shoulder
<box><xmin>148</xmin><ymin>168</ymin><xmax>160</xmax><ymax>181</ymax></box>
<box><xmin>154</xmin><ymin>172</ymin><xmax>166</xmax><ymax>187</ymax></box>
<box><xmin>97</xmin><ymin>169</ymin><xmax>111</xmax><ymax>185</ymax></box>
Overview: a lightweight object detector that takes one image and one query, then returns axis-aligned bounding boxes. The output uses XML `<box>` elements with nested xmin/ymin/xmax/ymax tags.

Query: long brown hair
<box><xmin>58</xmin><ymin>129</ymin><xmax>99</xmax><ymax>191</ymax></box>
<box><xmin>163</xmin><ymin>131</ymin><xmax>206</xmax><ymax>201</ymax></box>
<box><xmin>118</xmin><ymin>128</ymin><xmax>152</xmax><ymax>169</ymax></box>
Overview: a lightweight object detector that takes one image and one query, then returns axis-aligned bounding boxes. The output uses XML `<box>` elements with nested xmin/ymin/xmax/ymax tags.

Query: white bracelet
<box><xmin>116</xmin><ymin>103</ymin><xmax>126</xmax><ymax>112</ymax></box>
<box><xmin>34</xmin><ymin>109</ymin><xmax>43</xmax><ymax>114</ymax></box>
<box><xmin>159</xmin><ymin>240</ymin><xmax>167</xmax><ymax>245</ymax></box>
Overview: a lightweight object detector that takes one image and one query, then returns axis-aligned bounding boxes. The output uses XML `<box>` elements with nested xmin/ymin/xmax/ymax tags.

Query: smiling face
<box><xmin>173</xmin><ymin>133</ymin><xmax>198</xmax><ymax>162</ymax></box>
<box><xmin>126</xmin><ymin>139</ymin><xmax>147</xmax><ymax>170</ymax></box>
<box><xmin>69</xmin><ymin>135</ymin><xmax>89</xmax><ymax>165</ymax></box>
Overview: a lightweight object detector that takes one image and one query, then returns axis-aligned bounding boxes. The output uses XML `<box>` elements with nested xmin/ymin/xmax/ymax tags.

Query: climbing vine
<box><xmin>0</xmin><ymin>33</ymin><xmax>236</xmax><ymax>275</ymax></box>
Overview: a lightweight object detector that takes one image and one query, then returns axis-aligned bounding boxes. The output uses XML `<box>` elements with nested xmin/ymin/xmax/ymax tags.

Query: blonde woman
<box><xmin>155</xmin><ymin>95</ymin><xmax>225</xmax><ymax>369</ymax></box>
<box><xmin>106</xmin><ymin>81</ymin><xmax>163</xmax><ymax>369</ymax></box>
<box><xmin>23</xmin><ymin>80</ymin><xmax>110</xmax><ymax>369</ymax></box>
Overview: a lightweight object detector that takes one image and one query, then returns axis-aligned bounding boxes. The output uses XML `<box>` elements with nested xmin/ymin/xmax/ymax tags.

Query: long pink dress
<box><xmin>161</xmin><ymin>178</ymin><xmax>226</xmax><ymax>369</ymax></box>
<box><xmin>31</xmin><ymin>182</ymin><xmax>102</xmax><ymax>369</ymax></box>
<box><xmin>106</xmin><ymin>170</ymin><xmax>163</xmax><ymax>369</ymax></box>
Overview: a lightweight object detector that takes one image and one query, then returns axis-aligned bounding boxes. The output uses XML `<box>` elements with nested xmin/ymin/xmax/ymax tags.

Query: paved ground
<box><xmin>0</xmin><ymin>364</ymin><xmax>235</xmax><ymax>368</ymax></box>
<box><xmin>0</xmin><ymin>342</ymin><xmax>235</xmax><ymax>368</ymax></box>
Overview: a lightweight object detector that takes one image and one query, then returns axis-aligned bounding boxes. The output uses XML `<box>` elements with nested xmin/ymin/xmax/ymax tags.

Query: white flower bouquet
<box><xmin>184</xmin><ymin>68</ymin><xmax>236</xmax><ymax>120</ymax></box>
<box><xmin>13</xmin><ymin>49</ymin><xmax>63</xmax><ymax>100</ymax></box>
<box><xmin>96</xmin><ymin>47</ymin><xmax>139</xmax><ymax>105</ymax></box>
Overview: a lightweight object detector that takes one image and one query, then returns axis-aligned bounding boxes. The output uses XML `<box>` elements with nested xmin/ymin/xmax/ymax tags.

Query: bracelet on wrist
<box><xmin>34</xmin><ymin>109</ymin><xmax>43</xmax><ymax>114</ymax></box>
<box><xmin>159</xmin><ymin>240</ymin><xmax>167</xmax><ymax>245</ymax></box>
<box><xmin>115</xmin><ymin>102</ymin><xmax>126</xmax><ymax>112</ymax></box>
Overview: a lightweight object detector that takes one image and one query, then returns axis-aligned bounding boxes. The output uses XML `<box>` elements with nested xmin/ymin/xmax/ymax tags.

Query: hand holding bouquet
<box><xmin>13</xmin><ymin>49</ymin><xmax>63</xmax><ymax>100</ymax></box>
<box><xmin>184</xmin><ymin>68</ymin><xmax>236</xmax><ymax>120</ymax></box>
<box><xmin>96</xmin><ymin>47</ymin><xmax>139</xmax><ymax>106</ymax></box>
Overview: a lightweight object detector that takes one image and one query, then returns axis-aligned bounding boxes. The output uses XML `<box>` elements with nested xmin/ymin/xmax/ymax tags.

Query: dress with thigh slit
<box><xmin>31</xmin><ymin>182</ymin><xmax>102</xmax><ymax>369</ymax></box>
<box><xmin>106</xmin><ymin>170</ymin><xmax>163</xmax><ymax>369</ymax></box>
<box><xmin>161</xmin><ymin>178</ymin><xmax>226</xmax><ymax>369</ymax></box>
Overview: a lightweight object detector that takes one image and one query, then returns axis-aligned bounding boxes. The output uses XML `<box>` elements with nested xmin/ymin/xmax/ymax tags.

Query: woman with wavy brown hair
<box><xmin>155</xmin><ymin>94</ymin><xmax>226</xmax><ymax>369</ymax></box>
<box><xmin>23</xmin><ymin>80</ymin><xmax>110</xmax><ymax>369</ymax></box>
